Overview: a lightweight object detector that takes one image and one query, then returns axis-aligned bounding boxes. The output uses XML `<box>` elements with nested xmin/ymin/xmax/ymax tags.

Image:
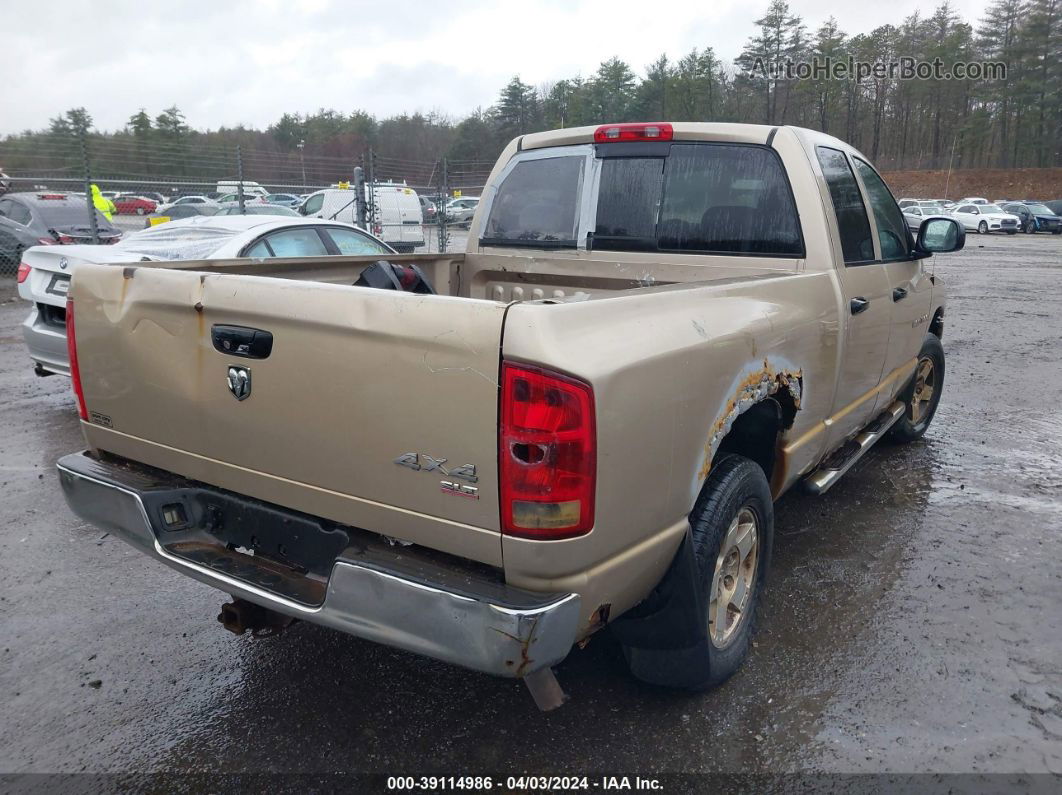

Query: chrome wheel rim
<box><xmin>708</xmin><ymin>507</ymin><xmax>759</xmax><ymax>648</ymax></box>
<box><xmin>909</xmin><ymin>356</ymin><xmax>936</xmax><ymax>424</ymax></box>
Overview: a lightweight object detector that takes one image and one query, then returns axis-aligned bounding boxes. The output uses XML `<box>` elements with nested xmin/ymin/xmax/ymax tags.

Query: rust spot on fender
<box><xmin>698</xmin><ymin>359</ymin><xmax>804</xmax><ymax>481</ymax></box>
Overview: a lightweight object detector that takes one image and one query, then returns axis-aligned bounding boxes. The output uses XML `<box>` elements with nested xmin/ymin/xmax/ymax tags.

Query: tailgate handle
<box><xmin>211</xmin><ymin>325</ymin><xmax>273</xmax><ymax>359</ymax></box>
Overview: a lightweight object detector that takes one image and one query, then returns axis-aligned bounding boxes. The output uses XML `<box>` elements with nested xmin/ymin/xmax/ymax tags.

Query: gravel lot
<box><xmin>0</xmin><ymin>233</ymin><xmax>1059</xmax><ymax>782</ymax></box>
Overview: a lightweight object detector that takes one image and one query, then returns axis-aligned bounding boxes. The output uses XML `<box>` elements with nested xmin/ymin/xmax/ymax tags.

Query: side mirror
<box><xmin>916</xmin><ymin>217</ymin><xmax>964</xmax><ymax>254</ymax></box>
<box><xmin>298</xmin><ymin>203</ymin><xmax>307</xmax><ymax>216</ymax></box>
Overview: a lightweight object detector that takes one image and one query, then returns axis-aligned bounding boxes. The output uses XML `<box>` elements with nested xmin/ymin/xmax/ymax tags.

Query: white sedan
<box><xmin>902</xmin><ymin>206</ymin><xmax>954</xmax><ymax>233</ymax></box>
<box><xmin>949</xmin><ymin>203</ymin><xmax>1021</xmax><ymax>235</ymax></box>
<box><xmin>17</xmin><ymin>216</ymin><xmax>394</xmax><ymax>376</ymax></box>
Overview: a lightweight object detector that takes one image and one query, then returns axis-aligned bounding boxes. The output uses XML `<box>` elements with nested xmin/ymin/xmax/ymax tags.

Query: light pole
<box><xmin>297</xmin><ymin>139</ymin><xmax>306</xmax><ymax>189</ymax></box>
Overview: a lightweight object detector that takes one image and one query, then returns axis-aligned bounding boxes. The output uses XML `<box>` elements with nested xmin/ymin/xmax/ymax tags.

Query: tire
<box><xmin>1025</xmin><ymin>223</ymin><xmax>1034</xmax><ymax>234</ymax></box>
<box><xmin>624</xmin><ymin>455</ymin><xmax>773</xmax><ymax>690</ymax></box>
<box><xmin>978</xmin><ymin>221</ymin><xmax>988</xmax><ymax>234</ymax></box>
<box><xmin>136</xmin><ymin>207</ymin><xmax>145</xmax><ymax>215</ymax></box>
<box><xmin>0</xmin><ymin>237</ymin><xmax>23</xmax><ymax>277</ymax></box>
<box><xmin>890</xmin><ymin>334</ymin><xmax>945</xmax><ymax>443</ymax></box>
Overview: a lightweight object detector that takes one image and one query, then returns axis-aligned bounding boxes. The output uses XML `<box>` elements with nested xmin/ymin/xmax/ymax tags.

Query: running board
<box><xmin>803</xmin><ymin>401</ymin><xmax>906</xmax><ymax>495</ymax></box>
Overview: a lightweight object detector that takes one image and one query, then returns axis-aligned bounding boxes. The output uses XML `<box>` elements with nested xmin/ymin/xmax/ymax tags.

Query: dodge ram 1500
<box><xmin>56</xmin><ymin>122</ymin><xmax>964</xmax><ymax>709</ymax></box>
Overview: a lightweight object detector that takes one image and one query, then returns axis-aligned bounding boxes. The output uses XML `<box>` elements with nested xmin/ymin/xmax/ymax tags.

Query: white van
<box><xmin>216</xmin><ymin>180</ymin><xmax>269</xmax><ymax>199</ymax></box>
<box><xmin>299</xmin><ymin>184</ymin><xmax>424</xmax><ymax>252</ymax></box>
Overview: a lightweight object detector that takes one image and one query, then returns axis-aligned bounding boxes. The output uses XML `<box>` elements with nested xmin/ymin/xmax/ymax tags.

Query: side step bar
<box><xmin>803</xmin><ymin>401</ymin><xmax>906</xmax><ymax>495</ymax></box>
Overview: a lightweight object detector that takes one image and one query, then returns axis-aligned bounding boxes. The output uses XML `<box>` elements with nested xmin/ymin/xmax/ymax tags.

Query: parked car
<box><xmin>1002</xmin><ymin>202</ymin><xmax>1062</xmax><ymax>234</ymax></box>
<box><xmin>1043</xmin><ymin>200</ymin><xmax>1062</xmax><ymax>216</ymax></box>
<box><xmin>897</xmin><ymin>198</ymin><xmax>919</xmax><ymax>208</ymax></box>
<box><xmin>419</xmin><ymin>195</ymin><xmax>438</xmax><ymax>223</ymax></box>
<box><xmin>215</xmin><ymin>205</ymin><xmax>301</xmax><ymax>217</ymax></box>
<box><xmin>17</xmin><ymin>216</ymin><xmax>392</xmax><ymax>376</ymax></box>
<box><xmin>216</xmin><ymin>180</ymin><xmax>268</xmax><ymax>199</ymax></box>
<box><xmin>0</xmin><ymin>192</ymin><xmax>121</xmax><ymax>274</ymax></box>
<box><xmin>902</xmin><ymin>205</ymin><xmax>952</xmax><ymax>232</ymax></box>
<box><xmin>300</xmin><ymin>184</ymin><xmax>424</xmax><ymax>253</ymax></box>
<box><xmin>56</xmin><ymin>122</ymin><xmax>965</xmax><ymax>710</ymax></box>
<box><xmin>958</xmin><ymin>196</ymin><xmax>989</xmax><ymax>205</ymax></box>
<box><xmin>138</xmin><ymin>191</ymin><xmax>167</xmax><ymax>206</ymax></box>
<box><xmin>156</xmin><ymin>195</ymin><xmax>219</xmax><ymax>214</ymax></box>
<box><xmin>263</xmin><ymin>193</ymin><xmax>302</xmax><ymax>208</ymax></box>
<box><xmin>445</xmin><ymin>196</ymin><xmax>480</xmax><ymax>227</ymax></box>
<box><xmin>113</xmin><ymin>195</ymin><xmax>158</xmax><ymax>216</ymax></box>
<box><xmin>949</xmin><ymin>203</ymin><xmax>1020</xmax><ymax>234</ymax></box>
<box><xmin>144</xmin><ymin>203</ymin><xmax>219</xmax><ymax>227</ymax></box>
<box><xmin>215</xmin><ymin>193</ymin><xmax>269</xmax><ymax>210</ymax></box>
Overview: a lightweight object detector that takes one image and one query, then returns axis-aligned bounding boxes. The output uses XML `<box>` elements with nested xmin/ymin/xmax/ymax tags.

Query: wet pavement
<box><xmin>0</xmin><ymin>233</ymin><xmax>1060</xmax><ymax>781</ymax></box>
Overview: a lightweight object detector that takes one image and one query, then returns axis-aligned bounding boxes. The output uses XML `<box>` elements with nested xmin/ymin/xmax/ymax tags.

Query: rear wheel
<box><xmin>978</xmin><ymin>221</ymin><xmax>989</xmax><ymax>234</ymax></box>
<box><xmin>624</xmin><ymin>455</ymin><xmax>773</xmax><ymax>690</ymax></box>
<box><xmin>890</xmin><ymin>334</ymin><xmax>945</xmax><ymax>443</ymax></box>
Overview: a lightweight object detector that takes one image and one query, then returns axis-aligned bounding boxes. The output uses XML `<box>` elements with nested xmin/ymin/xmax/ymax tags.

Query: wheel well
<box><xmin>714</xmin><ymin>396</ymin><xmax>794</xmax><ymax>484</ymax></box>
<box><xmin>930</xmin><ymin>308</ymin><xmax>944</xmax><ymax>339</ymax></box>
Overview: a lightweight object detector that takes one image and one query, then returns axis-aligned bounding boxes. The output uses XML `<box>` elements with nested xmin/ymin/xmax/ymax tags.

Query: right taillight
<box><xmin>500</xmin><ymin>362</ymin><xmax>596</xmax><ymax>539</ymax></box>
<box><xmin>17</xmin><ymin>262</ymin><xmax>31</xmax><ymax>283</ymax></box>
<box><xmin>66</xmin><ymin>299</ymin><xmax>87</xmax><ymax>420</ymax></box>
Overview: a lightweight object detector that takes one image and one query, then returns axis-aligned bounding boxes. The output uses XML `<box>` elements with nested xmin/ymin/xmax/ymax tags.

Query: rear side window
<box><xmin>815</xmin><ymin>147</ymin><xmax>874</xmax><ymax>264</ymax></box>
<box><xmin>326</xmin><ymin>227</ymin><xmax>391</xmax><ymax>255</ymax></box>
<box><xmin>482</xmin><ymin>156</ymin><xmax>583</xmax><ymax>246</ymax></box>
<box><xmin>5</xmin><ymin>201</ymin><xmax>32</xmax><ymax>226</ymax></box>
<box><xmin>852</xmin><ymin>158</ymin><xmax>910</xmax><ymax>260</ymax></box>
<box><xmin>595</xmin><ymin>144</ymin><xmax>803</xmax><ymax>255</ymax></box>
<box><xmin>303</xmin><ymin>194</ymin><xmax>324</xmax><ymax>215</ymax></box>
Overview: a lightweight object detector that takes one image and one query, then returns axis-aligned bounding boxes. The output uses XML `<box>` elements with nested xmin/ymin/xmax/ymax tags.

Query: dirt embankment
<box><xmin>881</xmin><ymin>168</ymin><xmax>1062</xmax><ymax>201</ymax></box>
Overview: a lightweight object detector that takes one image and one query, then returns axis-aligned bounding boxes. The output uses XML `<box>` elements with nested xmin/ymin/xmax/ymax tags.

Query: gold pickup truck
<box><xmin>57</xmin><ymin>123</ymin><xmax>964</xmax><ymax>709</ymax></box>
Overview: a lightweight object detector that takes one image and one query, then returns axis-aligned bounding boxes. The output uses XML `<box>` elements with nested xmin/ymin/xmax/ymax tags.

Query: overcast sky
<box><xmin>0</xmin><ymin>0</ymin><xmax>983</xmax><ymax>135</ymax></box>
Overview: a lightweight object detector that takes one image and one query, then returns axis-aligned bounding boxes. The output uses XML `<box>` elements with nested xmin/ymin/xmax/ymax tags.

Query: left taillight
<box><xmin>66</xmin><ymin>299</ymin><xmax>87</xmax><ymax>420</ymax></box>
<box><xmin>499</xmin><ymin>362</ymin><xmax>596</xmax><ymax>539</ymax></box>
<box><xmin>17</xmin><ymin>262</ymin><xmax>31</xmax><ymax>283</ymax></box>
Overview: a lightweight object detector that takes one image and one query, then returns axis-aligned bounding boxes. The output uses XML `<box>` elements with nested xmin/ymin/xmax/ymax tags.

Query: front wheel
<box><xmin>890</xmin><ymin>334</ymin><xmax>945</xmax><ymax>443</ymax></box>
<box><xmin>978</xmin><ymin>221</ymin><xmax>989</xmax><ymax>234</ymax></box>
<box><xmin>624</xmin><ymin>455</ymin><xmax>773</xmax><ymax>690</ymax></box>
<box><xmin>136</xmin><ymin>207</ymin><xmax>146</xmax><ymax>215</ymax></box>
<box><xmin>1025</xmin><ymin>222</ymin><xmax>1035</xmax><ymax>233</ymax></box>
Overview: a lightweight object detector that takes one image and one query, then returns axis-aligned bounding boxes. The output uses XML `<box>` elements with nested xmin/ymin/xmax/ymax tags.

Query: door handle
<box><xmin>850</xmin><ymin>297</ymin><xmax>870</xmax><ymax>315</ymax></box>
<box><xmin>892</xmin><ymin>287</ymin><xmax>908</xmax><ymax>302</ymax></box>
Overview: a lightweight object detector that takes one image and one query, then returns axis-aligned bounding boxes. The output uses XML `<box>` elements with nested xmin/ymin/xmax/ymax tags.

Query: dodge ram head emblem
<box><xmin>226</xmin><ymin>366</ymin><xmax>252</xmax><ymax>401</ymax></box>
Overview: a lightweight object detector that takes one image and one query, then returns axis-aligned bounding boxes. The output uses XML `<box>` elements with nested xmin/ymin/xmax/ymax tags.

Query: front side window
<box><xmin>852</xmin><ymin>158</ymin><xmax>910</xmax><ymax>260</ymax></box>
<box><xmin>482</xmin><ymin>155</ymin><xmax>583</xmax><ymax>247</ymax></box>
<box><xmin>816</xmin><ymin>146</ymin><xmax>874</xmax><ymax>264</ymax></box>
<box><xmin>594</xmin><ymin>144</ymin><xmax>803</xmax><ymax>256</ymax></box>
<box><xmin>326</xmin><ymin>227</ymin><xmax>391</xmax><ymax>255</ymax></box>
<box><xmin>260</xmin><ymin>227</ymin><xmax>328</xmax><ymax>257</ymax></box>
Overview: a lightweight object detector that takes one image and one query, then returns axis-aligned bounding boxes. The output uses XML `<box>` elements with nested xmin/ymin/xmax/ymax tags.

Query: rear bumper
<box><xmin>56</xmin><ymin>452</ymin><xmax>580</xmax><ymax>677</ymax></box>
<box><xmin>22</xmin><ymin>308</ymin><xmax>70</xmax><ymax>376</ymax></box>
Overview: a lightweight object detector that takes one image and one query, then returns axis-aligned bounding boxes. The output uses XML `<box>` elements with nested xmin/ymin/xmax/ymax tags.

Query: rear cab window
<box><xmin>481</xmin><ymin>142</ymin><xmax>803</xmax><ymax>256</ymax></box>
<box><xmin>815</xmin><ymin>146</ymin><xmax>874</xmax><ymax>264</ymax></box>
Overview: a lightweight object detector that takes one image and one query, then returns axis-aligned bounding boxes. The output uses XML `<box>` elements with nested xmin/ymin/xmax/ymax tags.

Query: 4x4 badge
<box><xmin>227</xmin><ymin>366</ymin><xmax>251</xmax><ymax>401</ymax></box>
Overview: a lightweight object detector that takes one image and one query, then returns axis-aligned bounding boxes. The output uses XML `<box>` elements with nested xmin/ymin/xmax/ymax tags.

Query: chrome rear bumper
<box><xmin>56</xmin><ymin>452</ymin><xmax>580</xmax><ymax>678</ymax></box>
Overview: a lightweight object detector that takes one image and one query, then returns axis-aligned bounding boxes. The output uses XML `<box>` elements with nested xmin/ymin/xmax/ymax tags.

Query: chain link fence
<box><xmin>0</xmin><ymin>130</ymin><xmax>491</xmax><ymax>277</ymax></box>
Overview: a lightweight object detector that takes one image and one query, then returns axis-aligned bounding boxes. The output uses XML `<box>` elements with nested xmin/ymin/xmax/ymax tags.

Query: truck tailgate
<box><xmin>70</xmin><ymin>263</ymin><xmax>507</xmax><ymax>565</ymax></box>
